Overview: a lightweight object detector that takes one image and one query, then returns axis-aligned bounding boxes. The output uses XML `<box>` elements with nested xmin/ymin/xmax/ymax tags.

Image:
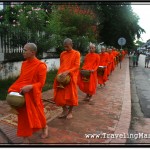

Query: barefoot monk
<box><xmin>77</xmin><ymin>43</ymin><xmax>100</xmax><ymax>105</ymax></box>
<box><xmin>7</xmin><ymin>43</ymin><xmax>48</xmax><ymax>143</ymax></box>
<box><xmin>53</xmin><ymin>38</ymin><xmax>80</xmax><ymax>119</ymax></box>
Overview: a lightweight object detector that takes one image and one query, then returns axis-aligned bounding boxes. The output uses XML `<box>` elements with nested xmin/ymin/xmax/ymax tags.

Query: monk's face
<box><xmin>64</xmin><ymin>43</ymin><xmax>72</xmax><ymax>51</ymax></box>
<box><xmin>23</xmin><ymin>45</ymin><xmax>35</xmax><ymax>59</ymax></box>
<box><xmin>89</xmin><ymin>46</ymin><xmax>96</xmax><ymax>53</ymax></box>
<box><xmin>108</xmin><ymin>49</ymin><xmax>112</xmax><ymax>53</ymax></box>
<box><xmin>101</xmin><ymin>48</ymin><xmax>105</xmax><ymax>53</ymax></box>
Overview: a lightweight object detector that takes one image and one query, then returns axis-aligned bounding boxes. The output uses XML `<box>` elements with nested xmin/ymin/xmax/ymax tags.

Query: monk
<box><xmin>77</xmin><ymin>43</ymin><xmax>100</xmax><ymax>105</ymax></box>
<box><xmin>107</xmin><ymin>48</ymin><xmax>115</xmax><ymax>75</ymax></box>
<box><xmin>8</xmin><ymin>43</ymin><xmax>48</xmax><ymax>143</ymax></box>
<box><xmin>112</xmin><ymin>48</ymin><xmax>119</xmax><ymax>67</ymax></box>
<box><xmin>105</xmin><ymin>48</ymin><xmax>111</xmax><ymax>77</ymax></box>
<box><xmin>53</xmin><ymin>38</ymin><xmax>80</xmax><ymax>119</ymax></box>
<box><xmin>121</xmin><ymin>49</ymin><xmax>126</xmax><ymax>61</ymax></box>
<box><xmin>97</xmin><ymin>46</ymin><xmax>109</xmax><ymax>87</ymax></box>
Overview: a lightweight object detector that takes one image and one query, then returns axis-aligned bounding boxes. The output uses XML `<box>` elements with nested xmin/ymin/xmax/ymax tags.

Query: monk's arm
<box><xmin>96</xmin><ymin>55</ymin><xmax>100</xmax><ymax>69</ymax></box>
<box><xmin>33</xmin><ymin>63</ymin><xmax>47</xmax><ymax>88</ymax></box>
<box><xmin>68</xmin><ymin>52</ymin><xmax>80</xmax><ymax>73</ymax></box>
<box><xmin>62</xmin><ymin>52</ymin><xmax>80</xmax><ymax>76</ymax></box>
<box><xmin>91</xmin><ymin>56</ymin><xmax>100</xmax><ymax>72</ymax></box>
<box><xmin>20</xmin><ymin>64</ymin><xmax>47</xmax><ymax>94</ymax></box>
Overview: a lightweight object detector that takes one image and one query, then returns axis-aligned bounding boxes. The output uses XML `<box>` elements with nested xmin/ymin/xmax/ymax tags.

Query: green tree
<box><xmin>0</xmin><ymin>3</ymin><xmax>98</xmax><ymax>56</ymax></box>
<box><xmin>57</xmin><ymin>4</ymin><xmax>97</xmax><ymax>53</ymax></box>
<box><xmin>95</xmin><ymin>2</ymin><xmax>145</xmax><ymax>49</ymax></box>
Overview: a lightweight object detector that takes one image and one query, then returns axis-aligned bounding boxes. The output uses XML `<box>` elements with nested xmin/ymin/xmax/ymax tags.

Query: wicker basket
<box><xmin>80</xmin><ymin>70</ymin><xmax>91</xmax><ymax>77</ymax></box>
<box><xmin>80</xmin><ymin>70</ymin><xmax>91</xmax><ymax>82</ymax></box>
<box><xmin>97</xmin><ymin>66</ymin><xmax>106</xmax><ymax>76</ymax></box>
<box><xmin>56</xmin><ymin>74</ymin><xmax>71</xmax><ymax>88</ymax></box>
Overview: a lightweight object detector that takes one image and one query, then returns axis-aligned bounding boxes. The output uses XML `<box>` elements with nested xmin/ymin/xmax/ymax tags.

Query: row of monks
<box><xmin>7</xmin><ymin>41</ymin><xmax>127</xmax><ymax>141</ymax></box>
<box><xmin>53</xmin><ymin>41</ymin><xmax>128</xmax><ymax>119</ymax></box>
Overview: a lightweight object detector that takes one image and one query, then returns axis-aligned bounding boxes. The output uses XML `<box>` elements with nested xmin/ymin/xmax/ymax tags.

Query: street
<box><xmin>128</xmin><ymin>54</ymin><xmax>150</xmax><ymax>144</ymax></box>
<box><xmin>132</xmin><ymin>54</ymin><xmax>150</xmax><ymax>117</ymax></box>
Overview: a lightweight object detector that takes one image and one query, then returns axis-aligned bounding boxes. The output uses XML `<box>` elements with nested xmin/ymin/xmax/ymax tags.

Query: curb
<box><xmin>110</xmin><ymin>57</ymin><xmax>131</xmax><ymax>144</ymax></box>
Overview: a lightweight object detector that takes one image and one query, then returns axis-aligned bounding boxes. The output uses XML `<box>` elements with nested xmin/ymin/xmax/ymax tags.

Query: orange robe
<box><xmin>8</xmin><ymin>58</ymin><xmax>47</xmax><ymax>137</ymax></box>
<box><xmin>121</xmin><ymin>50</ymin><xmax>126</xmax><ymax>60</ymax></box>
<box><xmin>106</xmin><ymin>52</ymin><xmax>111</xmax><ymax>76</ymax></box>
<box><xmin>112</xmin><ymin>50</ymin><xmax>118</xmax><ymax>67</ymax></box>
<box><xmin>77</xmin><ymin>53</ymin><xmax>100</xmax><ymax>95</ymax></box>
<box><xmin>97</xmin><ymin>52</ymin><xmax>109</xmax><ymax>84</ymax></box>
<box><xmin>108</xmin><ymin>52</ymin><xmax>115</xmax><ymax>75</ymax></box>
<box><xmin>53</xmin><ymin>49</ymin><xmax>80</xmax><ymax>106</ymax></box>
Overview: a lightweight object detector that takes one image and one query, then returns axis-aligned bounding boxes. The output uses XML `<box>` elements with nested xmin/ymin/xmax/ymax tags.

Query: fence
<box><xmin>0</xmin><ymin>34</ymin><xmax>23</xmax><ymax>54</ymax></box>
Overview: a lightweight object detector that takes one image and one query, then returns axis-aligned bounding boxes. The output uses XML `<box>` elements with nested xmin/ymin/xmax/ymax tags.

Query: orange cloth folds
<box><xmin>8</xmin><ymin>58</ymin><xmax>47</xmax><ymax>137</ymax></box>
<box><xmin>77</xmin><ymin>53</ymin><xmax>100</xmax><ymax>95</ymax></box>
<box><xmin>53</xmin><ymin>50</ymin><xmax>80</xmax><ymax>106</ymax></box>
<box><xmin>97</xmin><ymin>52</ymin><xmax>109</xmax><ymax>84</ymax></box>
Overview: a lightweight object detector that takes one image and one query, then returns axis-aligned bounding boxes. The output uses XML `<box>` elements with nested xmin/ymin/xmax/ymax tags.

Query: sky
<box><xmin>0</xmin><ymin>2</ymin><xmax>150</xmax><ymax>43</ymax></box>
<box><xmin>131</xmin><ymin>3</ymin><xmax>150</xmax><ymax>43</ymax></box>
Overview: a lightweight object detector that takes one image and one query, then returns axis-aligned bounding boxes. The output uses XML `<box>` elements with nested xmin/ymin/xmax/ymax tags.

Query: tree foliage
<box><xmin>95</xmin><ymin>2</ymin><xmax>145</xmax><ymax>49</ymax></box>
<box><xmin>0</xmin><ymin>2</ymin><xmax>146</xmax><ymax>56</ymax></box>
<box><xmin>0</xmin><ymin>3</ymin><xmax>97</xmax><ymax>55</ymax></box>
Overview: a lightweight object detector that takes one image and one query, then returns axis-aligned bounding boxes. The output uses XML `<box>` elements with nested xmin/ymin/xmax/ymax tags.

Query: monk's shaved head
<box><xmin>23</xmin><ymin>43</ymin><xmax>37</xmax><ymax>59</ymax></box>
<box><xmin>63</xmin><ymin>38</ymin><xmax>73</xmax><ymax>51</ymax></box>
<box><xmin>63</xmin><ymin>38</ymin><xmax>73</xmax><ymax>45</ymax></box>
<box><xmin>25</xmin><ymin>43</ymin><xmax>37</xmax><ymax>52</ymax></box>
<box><xmin>89</xmin><ymin>43</ymin><xmax>96</xmax><ymax>48</ymax></box>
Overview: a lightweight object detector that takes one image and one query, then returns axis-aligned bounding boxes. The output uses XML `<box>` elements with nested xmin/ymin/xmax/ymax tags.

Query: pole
<box><xmin>120</xmin><ymin>45</ymin><xmax>122</xmax><ymax>69</ymax></box>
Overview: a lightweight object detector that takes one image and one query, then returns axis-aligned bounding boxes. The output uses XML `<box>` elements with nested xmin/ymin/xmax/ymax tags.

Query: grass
<box><xmin>42</xmin><ymin>70</ymin><xmax>57</xmax><ymax>92</ymax></box>
<box><xmin>0</xmin><ymin>77</ymin><xmax>17</xmax><ymax>100</ymax></box>
<box><xmin>0</xmin><ymin>70</ymin><xmax>57</xmax><ymax>101</ymax></box>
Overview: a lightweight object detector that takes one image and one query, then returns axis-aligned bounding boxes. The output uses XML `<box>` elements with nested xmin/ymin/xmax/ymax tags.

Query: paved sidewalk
<box><xmin>0</xmin><ymin>57</ymin><xmax>131</xmax><ymax>145</ymax></box>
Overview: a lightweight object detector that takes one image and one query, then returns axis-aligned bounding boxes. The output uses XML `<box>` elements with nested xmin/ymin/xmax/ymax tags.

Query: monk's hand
<box><xmin>20</xmin><ymin>85</ymin><xmax>33</xmax><ymax>94</ymax></box>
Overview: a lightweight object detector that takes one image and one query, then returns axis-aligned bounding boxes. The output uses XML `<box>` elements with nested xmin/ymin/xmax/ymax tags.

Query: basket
<box><xmin>56</xmin><ymin>74</ymin><xmax>71</xmax><ymax>88</ymax></box>
<box><xmin>80</xmin><ymin>70</ymin><xmax>91</xmax><ymax>77</ymax></box>
<box><xmin>97</xmin><ymin>66</ymin><xmax>106</xmax><ymax>76</ymax></box>
<box><xmin>80</xmin><ymin>70</ymin><xmax>91</xmax><ymax>82</ymax></box>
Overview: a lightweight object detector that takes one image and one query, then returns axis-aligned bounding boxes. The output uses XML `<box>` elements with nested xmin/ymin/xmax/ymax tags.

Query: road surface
<box><xmin>127</xmin><ymin>54</ymin><xmax>150</xmax><ymax>144</ymax></box>
<box><xmin>132</xmin><ymin>54</ymin><xmax>150</xmax><ymax>117</ymax></box>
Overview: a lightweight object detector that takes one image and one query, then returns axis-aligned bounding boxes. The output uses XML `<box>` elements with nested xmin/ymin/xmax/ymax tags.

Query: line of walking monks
<box><xmin>7</xmin><ymin>39</ymin><xmax>127</xmax><ymax>142</ymax></box>
<box><xmin>54</xmin><ymin>40</ymin><xmax>127</xmax><ymax>119</ymax></box>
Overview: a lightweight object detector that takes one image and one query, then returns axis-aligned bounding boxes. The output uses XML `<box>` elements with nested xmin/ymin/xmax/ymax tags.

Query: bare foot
<box><xmin>66</xmin><ymin>113</ymin><xmax>73</xmax><ymax>119</ymax></box>
<box><xmin>83</xmin><ymin>95</ymin><xmax>89</xmax><ymax>101</ymax></box>
<box><xmin>58</xmin><ymin>108</ymin><xmax>68</xmax><ymax>118</ymax></box>
<box><xmin>41</xmin><ymin>125</ymin><xmax>49</xmax><ymax>139</ymax></box>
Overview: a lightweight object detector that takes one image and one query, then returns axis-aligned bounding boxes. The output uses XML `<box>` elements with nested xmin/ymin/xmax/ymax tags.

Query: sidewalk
<box><xmin>0</xmin><ymin>57</ymin><xmax>131</xmax><ymax>145</ymax></box>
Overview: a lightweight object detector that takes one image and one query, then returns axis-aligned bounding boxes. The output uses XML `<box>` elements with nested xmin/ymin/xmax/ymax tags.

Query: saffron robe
<box><xmin>8</xmin><ymin>58</ymin><xmax>47</xmax><ymax>137</ymax></box>
<box><xmin>97</xmin><ymin>52</ymin><xmax>109</xmax><ymax>84</ymax></box>
<box><xmin>112</xmin><ymin>50</ymin><xmax>119</xmax><ymax>67</ymax></box>
<box><xmin>121</xmin><ymin>50</ymin><xmax>126</xmax><ymax>61</ymax></box>
<box><xmin>53</xmin><ymin>49</ymin><xmax>80</xmax><ymax>106</ymax></box>
<box><xmin>77</xmin><ymin>53</ymin><xmax>100</xmax><ymax>95</ymax></box>
<box><xmin>108</xmin><ymin>52</ymin><xmax>115</xmax><ymax>75</ymax></box>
